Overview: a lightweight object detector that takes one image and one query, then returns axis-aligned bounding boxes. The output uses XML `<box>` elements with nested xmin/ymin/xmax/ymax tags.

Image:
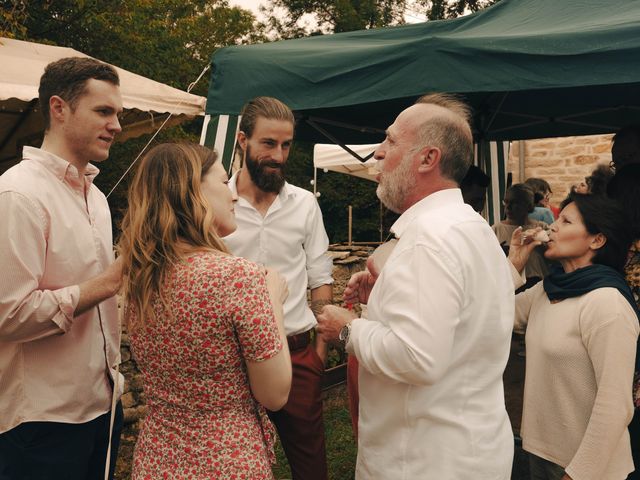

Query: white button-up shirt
<box><xmin>0</xmin><ymin>147</ymin><xmax>120</xmax><ymax>434</ymax></box>
<box><xmin>349</xmin><ymin>189</ymin><xmax>515</xmax><ymax>479</ymax></box>
<box><xmin>224</xmin><ymin>173</ymin><xmax>333</xmax><ymax>336</ymax></box>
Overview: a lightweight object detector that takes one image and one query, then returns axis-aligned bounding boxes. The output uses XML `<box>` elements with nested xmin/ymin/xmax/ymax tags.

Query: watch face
<box><xmin>339</xmin><ymin>324</ymin><xmax>350</xmax><ymax>343</ymax></box>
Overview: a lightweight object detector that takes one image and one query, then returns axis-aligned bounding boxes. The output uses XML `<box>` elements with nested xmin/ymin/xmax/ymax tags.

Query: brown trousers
<box><xmin>268</xmin><ymin>339</ymin><xmax>327</xmax><ymax>480</ymax></box>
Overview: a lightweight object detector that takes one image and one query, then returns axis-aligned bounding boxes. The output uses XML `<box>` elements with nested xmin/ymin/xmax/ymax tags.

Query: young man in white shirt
<box><xmin>223</xmin><ymin>96</ymin><xmax>333</xmax><ymax>480</ymax></box>
<box><xmin>0</xmin><ymin>57</ymin><xmax>124</xmax><ymax>480</ymax></box>
<box><xmin>317</xmin><ymin>93</ymin><xmax>515</xmax><ymax>479</ymax></box>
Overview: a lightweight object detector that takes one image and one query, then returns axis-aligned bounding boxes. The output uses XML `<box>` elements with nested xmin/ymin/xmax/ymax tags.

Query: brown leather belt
<box><xmin>287</xmin><ymin>330</ymin><xmax>312</xmax><ymax>351</ymax></box>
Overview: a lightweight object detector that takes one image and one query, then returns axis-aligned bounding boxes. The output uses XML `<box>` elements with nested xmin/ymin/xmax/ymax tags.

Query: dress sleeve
<box><xmin>228</xmin><ymin>259</ymin><xmax>283</xmax><ymax>363</ymax></box>
<box><xmin>564</xmin><ymin>289</ymin><xmax>639</xmax><ymax>480</ymax></box>
<box><xmin>0</xmin><ymin>191</ymin><xmax>80</xmax><ymax>342</ymax></box>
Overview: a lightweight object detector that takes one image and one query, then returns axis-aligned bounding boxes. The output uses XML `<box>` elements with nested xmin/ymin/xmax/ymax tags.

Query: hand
<box><xmin>103</xmin><ymin>256</ymin><xmax>124</xmax><ymax>296</ymax></box>
<box><xmin>344</xmin><ymin>257</ymin><xmax>380</xmax><ymax>305</ymax></box>
<box><xmin>508</xmin><ymin>226</ymin><xmax>542</xmax><ymax>274</ymax></box>
<box><xmin>316</xmin><ymin>305</ymin><xmax>357</xmax><ymax>343</ymax></box>
<box><xmin>265</xmin><ymin>268</ymin><xmax>289</xmax><ymax>305</ymax></box>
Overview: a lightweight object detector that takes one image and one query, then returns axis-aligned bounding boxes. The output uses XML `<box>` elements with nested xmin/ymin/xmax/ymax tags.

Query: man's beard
<box><xmin>245</xmin><ymin>146</ymin><xmax>286</xmax><ymax>193</ymax></box>
<box><xmin>376</xmin><ymin>153</ymin><xmax>416</xmax><ymax>214</ymax></box>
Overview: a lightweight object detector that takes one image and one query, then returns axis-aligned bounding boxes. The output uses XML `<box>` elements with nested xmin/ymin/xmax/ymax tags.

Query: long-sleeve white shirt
<box><xmin>0</xmin><ymin>147</ymin><xmax>120</xmax><ymax>434</ymax></box>
<box><xmin>224</xmin><ymin>174</ymin><xmax>333</xmax><ymax>336</ymax></box>
<box><xmin>349</xmin><ymin>189</ymin><xmax>515</xmax><ymax>479</ymax></box>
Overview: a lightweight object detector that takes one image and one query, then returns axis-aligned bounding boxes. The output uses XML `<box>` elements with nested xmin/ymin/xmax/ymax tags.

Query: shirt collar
<box><xmin>391</xmin><ymin>188</ymin><xmax>464</xmax><ymax>238</ymax></box>
<box><xmin>22</xmin><ymin>146</ymin><xmax>100</xmax><ymax>188</ymax></box>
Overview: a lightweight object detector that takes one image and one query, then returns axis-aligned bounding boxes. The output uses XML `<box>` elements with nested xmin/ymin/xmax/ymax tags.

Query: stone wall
<box><xmin>507</xmin><ymin>134</ymin><xmax>614</xmax><ymax>206</ymax></box>
<box><xmin>118</xmin><ymin>246</ymin><xmax>371</xmax><ymax>427</ymax></box>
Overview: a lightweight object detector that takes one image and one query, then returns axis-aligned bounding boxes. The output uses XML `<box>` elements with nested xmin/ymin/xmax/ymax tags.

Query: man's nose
<box><xmin>109</xmin><ymin>115</ymin><xmax>122</xmax><ymax>134</ymax></box>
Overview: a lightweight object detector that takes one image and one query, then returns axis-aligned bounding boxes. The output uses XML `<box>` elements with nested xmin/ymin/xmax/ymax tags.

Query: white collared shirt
<box><xmin>0</xmin><ymin>146</ymin><xmax>120</xmax><ymax>433</ymax></box>
<box><xmin>224</xmin><ymin>173</ymin><xmax>333</xmax><ymax>336</ymax></box>
<box><xmin>349</xmin><ymin>188</ymin><xmax>515</xmax><ymax>479</ymax></box>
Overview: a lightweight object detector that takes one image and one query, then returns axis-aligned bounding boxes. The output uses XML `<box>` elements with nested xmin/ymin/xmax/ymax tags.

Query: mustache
<box><xmin>261</xmin><ymin>162</ymin><xmax>283</xmax><ymax>169</ymax></box>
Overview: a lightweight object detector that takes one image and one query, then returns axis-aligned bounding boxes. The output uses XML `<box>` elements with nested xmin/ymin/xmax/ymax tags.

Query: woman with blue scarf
<box><xmin>508</xmin><ymin>193</ymin><xmax>639</xmax><ymax>480</ymax></box>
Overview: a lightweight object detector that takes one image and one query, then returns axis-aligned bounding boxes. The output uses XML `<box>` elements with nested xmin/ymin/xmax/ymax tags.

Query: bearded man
<box><xmin>317</xmin><ymin>93</ymin><xmax>515</xmax><ymax>479</ymax></box>
<box><xmin>223</xmin><ymin>97</ymin><xmax>333</xmax><ymax>480</ymax></box>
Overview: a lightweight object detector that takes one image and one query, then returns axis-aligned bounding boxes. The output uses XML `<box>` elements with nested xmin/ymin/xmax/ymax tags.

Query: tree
<box><xmin>418</xmin><ymin>0</ymin><xmax>499</xmax><ymax>20</ymax></box>
<box><xmin>260</xmin><ymin>0</ymin><xmax>500</xmax><ymax>37</ymax></box>
<box><xmin>0</xmin><ymin>0</ymin><xmax>261</xmax><ymax>235</ymax></box>
<box><xmin>261</xmin><ymin>0</ymin><xmax>407</xmax><ymax>37</ymax></box>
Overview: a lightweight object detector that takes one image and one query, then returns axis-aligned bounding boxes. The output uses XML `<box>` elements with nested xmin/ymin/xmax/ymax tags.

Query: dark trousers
<box><xmin>528</xmin><ymin>453</ymin><xmax>565</xmax><ymax>480</ymax></box>
<box><xmin>268</xmin><ymin>339</ymin><xmax>327</xmax><ymax>480</ymax></box>
<box><xmin>0</xmin><ymin>402</ymin><xmax>123</xmax><ymax>480</ymax></box>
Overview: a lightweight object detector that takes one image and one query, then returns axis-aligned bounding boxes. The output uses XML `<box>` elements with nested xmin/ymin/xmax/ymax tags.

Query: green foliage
<box><xmin>2</xmin><ymin>0</ymin><xmax>259</xmax><ymax>96</ymax></box>
<box><xmin>260</xmin><ymin>0</ymin><xmax>500</xmax><ymax>37</ymax></box>
<box><xmin>418</xmin><ymin>0</ymin><xmax>500</xmax><ymax>20</ymax></box>
<box><xmin>261</xmin><ymin>0</ymin><xmax>407</xmax><ymax>37</ymax></box>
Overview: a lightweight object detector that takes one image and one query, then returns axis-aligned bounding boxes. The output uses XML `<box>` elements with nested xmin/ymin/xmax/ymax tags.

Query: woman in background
<box><xmin>492</xmin><ymin>183</ymin><xmax>550</xmax><ymax>289</ymax></box>
<box><xmin>509</xmin><ymin>193</ymin><xmax>638</xmax><ymax>480</ymax></box>
<box><xmin>119</xmin><ymin>143</ymin><xmax>291</xmax><ymax>479</ymax></box>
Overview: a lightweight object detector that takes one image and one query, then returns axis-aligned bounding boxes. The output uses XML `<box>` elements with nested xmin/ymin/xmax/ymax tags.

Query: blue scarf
<box><xmin>543</xmin><ymin>264</ymin><xmax>640</xmax><ymax>371</ymax></box>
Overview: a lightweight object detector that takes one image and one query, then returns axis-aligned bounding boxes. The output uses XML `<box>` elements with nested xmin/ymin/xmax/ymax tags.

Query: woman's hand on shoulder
<box><xmin>265</xmin><ymin>268</ymin><xmax>289</xmax><ymax>305</ymax></box>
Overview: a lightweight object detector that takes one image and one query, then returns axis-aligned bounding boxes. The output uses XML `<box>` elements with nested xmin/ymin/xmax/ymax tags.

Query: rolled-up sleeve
<box><xmin>0</xmin><ymin>192</ymin><xmax>79</xmax><ymax>343</ymax></box>
<box><xmin>304</xmin><ymin>197</ymin><xmax>333</xmax><ymax>289</ymax></box>
<box><xmin>350</xmin><ymin>242</ymin><xmax>463</xmax><ymax>386</ymax></box>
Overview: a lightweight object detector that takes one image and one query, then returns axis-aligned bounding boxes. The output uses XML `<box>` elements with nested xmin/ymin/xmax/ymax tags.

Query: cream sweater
<box><xmin>515</xmin><ymin>280</ymin><xmax>638</xmax><ymax>480</ymax></box>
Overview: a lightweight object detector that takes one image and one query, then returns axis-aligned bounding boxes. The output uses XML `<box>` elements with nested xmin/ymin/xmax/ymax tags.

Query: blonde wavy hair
<box><xmin>118</xmin><ymin>143</ymin><xmax>229</xmax><ymax>330</ymax></box>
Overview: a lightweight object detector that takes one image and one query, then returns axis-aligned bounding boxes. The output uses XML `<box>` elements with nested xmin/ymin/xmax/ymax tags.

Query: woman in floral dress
<box><xmin>118</xmin><ymin>143</ymin><xmax>291</xmax><ymax>479</ymax></box>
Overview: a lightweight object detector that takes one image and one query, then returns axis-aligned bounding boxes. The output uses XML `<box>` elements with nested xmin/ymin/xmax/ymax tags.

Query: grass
<box><xmin>272</xmin><ymin>384</ymin><xmax>357</xmax><ymax>480</ymax></box>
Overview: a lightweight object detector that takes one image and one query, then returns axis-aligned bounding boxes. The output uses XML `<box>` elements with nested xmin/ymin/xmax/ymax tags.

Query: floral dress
<box><xmin>129</xmin><ymin>252</ymin><xmax>282</xmax><ymax>480</ymax></box>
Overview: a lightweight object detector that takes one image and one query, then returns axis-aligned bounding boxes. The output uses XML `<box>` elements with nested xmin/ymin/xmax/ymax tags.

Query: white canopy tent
<box><xmin>0</xmin><ymin>37</ymin><xmax>206</xmax><ymax>172</ymax></box>
<box><xmin>312</xmin><ymin>143</ymin><xmax>379</xmax><ymax>184</ymax></box>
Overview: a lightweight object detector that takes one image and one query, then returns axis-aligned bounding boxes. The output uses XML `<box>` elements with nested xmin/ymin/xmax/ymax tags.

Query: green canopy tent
<box><xmin>202</xmin><ymin>0</ymin><xmax>640</xmax><ymax>223</ymax></box>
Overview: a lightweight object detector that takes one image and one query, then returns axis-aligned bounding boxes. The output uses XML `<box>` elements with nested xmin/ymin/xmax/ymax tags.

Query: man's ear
<box><xmin>49</xmin><ymin>95</ymin><xmax>67</xmax><ymax>125</ymax></box>
<box><xmin>236</xmin><ymin>130</ymin><xmax>248</xmax><ymax>151</ymax></box>
<box><xmin>417</xmin><ymin>146</ymin><xmax>442</xmax><ymax>174</ymax></box>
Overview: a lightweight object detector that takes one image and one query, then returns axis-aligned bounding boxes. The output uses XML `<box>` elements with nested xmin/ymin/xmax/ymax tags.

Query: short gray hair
<box><xmin>414</xmin><ymin>93</ymin><xmax>474</xmax><ymax>184</ymax></box>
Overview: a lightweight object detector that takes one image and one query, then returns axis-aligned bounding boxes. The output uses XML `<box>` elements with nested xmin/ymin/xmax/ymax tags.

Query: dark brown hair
<box><xmin>238</xmin><ymin>96</ymin><xmax>294</xmax><ymax>139</ymax></box>
<box><xmin>38</xmin><ymin>57</ymin><xmax>119</xmax><ymax>130</ymax></box>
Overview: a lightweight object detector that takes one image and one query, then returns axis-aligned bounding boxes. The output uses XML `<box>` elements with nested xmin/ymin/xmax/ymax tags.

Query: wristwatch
<box><xmin>339</xmin><ymin>322</ymin><xmax>352</xmax><ymax>347</ymax></box>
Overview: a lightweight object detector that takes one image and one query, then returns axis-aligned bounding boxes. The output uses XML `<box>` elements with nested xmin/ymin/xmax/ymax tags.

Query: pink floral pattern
<box><xmin>129</xmin><ymin>252</ymin><xmax>282</xmax><ymax>479</ymax></box>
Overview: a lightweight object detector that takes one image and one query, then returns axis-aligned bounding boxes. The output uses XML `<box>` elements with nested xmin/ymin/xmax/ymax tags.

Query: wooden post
<box><xmin>348</xmin><ymin>205</ymin><xmax>353</xmax><ymax>246</ymax></box>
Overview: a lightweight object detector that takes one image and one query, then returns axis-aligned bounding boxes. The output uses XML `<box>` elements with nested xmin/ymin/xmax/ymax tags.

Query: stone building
<box><xmin>507</xmin><ymin>134</ymin><xmax>614</xmax><ymax>207</ymax></box>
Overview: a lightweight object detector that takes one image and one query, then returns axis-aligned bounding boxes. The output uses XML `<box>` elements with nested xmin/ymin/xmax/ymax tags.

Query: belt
<box><xmin>287</xmin><ymin>330</ymin><xmax>312</xmax><ymax>351</ymax></box>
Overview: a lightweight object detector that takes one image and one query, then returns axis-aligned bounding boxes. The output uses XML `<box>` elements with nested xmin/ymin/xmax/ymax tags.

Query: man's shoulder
<box><xmin>0</xmin><ymin>160</ymin><xmax>50</xmax><ymax>198</ymax></box>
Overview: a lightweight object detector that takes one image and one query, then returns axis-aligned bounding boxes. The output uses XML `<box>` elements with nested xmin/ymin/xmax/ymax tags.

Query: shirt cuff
<box><xmin>51</xmin><ymin>285</ymin><xmax>80</xmax><ymax>332</ymax></box>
